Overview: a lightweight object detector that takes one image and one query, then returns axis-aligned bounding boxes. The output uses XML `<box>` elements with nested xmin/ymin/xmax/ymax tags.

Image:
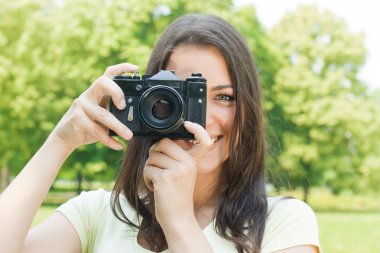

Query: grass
<box><xmin>317</xmin><ymin>212</ymin><xmax>380</xmax><ymax>253</ymax></box>
<box><xmin>270</xmin><ymin>187</ymin><xmax>380</xmax><ymax>212</ymax></box>
<box><xmin>33</xmin><ymin>206</ymin><xmax>380</xmax><ymax>252</ymax></box>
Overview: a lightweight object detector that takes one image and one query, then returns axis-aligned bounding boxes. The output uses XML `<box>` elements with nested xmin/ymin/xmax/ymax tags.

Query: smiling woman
<box><xmin>0</xmin><ymin>14</ymin><xmax>322</xmax><ymax>253</ymax></box>
<box><xmin>167</xmin><ymin>45</ymin><xmax>235</xmax><ymax>173</ymax></box>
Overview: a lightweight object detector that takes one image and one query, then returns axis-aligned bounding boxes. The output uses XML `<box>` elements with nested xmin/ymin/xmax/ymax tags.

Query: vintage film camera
<box><xmin>109</xmin><ymin>70</ymin><xmax>207</xmax><ymax>139</ymax></box>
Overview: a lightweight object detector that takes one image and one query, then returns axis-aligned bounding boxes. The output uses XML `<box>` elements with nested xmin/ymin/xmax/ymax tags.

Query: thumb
<box><xmin>183</xmin><ymin>121</ymin><xmax>214</xmax><ymax>159</ymax></box>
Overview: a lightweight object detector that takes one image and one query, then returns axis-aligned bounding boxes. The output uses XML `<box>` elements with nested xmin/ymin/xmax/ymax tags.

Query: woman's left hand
<box><xmin>143</xmin><ymin>121</ymin><xmax>213</xmax><ymax>233</ymax></box>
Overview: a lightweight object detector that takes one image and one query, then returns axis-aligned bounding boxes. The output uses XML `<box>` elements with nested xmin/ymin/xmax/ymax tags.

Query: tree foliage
<box><xmin>1</xmin><ymin>1</ymin><xmax>379</xmax><ymax>196</ymax></box>
<box><xmin>269</xmin><ymin>5</ymin><xmax>380</xmax><ymax>196</ymax></box>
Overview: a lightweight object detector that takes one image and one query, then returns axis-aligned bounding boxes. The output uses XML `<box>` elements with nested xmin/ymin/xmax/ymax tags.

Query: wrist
<box><xmin>161</xmin><ymin>216</ymin><xmax>214</xmax><ymax>253</ymax></box>
<box><xmin>46</xmin><ymin>132</ymin><xmax>76</xmax><ymax>154</ymax></box>
<box><xmin>161</xmin><ymin>215</ymin><xmax>199</xmax><ymax>242</ymax></box>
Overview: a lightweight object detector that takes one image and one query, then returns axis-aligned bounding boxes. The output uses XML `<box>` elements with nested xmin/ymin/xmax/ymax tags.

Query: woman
<box><xmin>0</xmin><ymin>14</ymin><xmax>322</xmax><ymax>253</ymax></box>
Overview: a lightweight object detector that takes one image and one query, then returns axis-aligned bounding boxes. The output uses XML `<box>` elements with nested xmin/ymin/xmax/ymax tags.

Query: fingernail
<box><xmin>124</xmin><ymin>129</ymin><xmax>133</xmax><ymax>139</ymax></box>
<box><xmin>184</xmin><ymin>121</ymin><xmax>192</xmax><ymax>127</ymax></box>
<box><xmin>120</xmin><ymin>99</ymin><xmax>126</xmax><ymax>109</ymax></box>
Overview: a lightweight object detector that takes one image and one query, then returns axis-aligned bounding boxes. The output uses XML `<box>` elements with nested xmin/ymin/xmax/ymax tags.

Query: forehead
<box><xmin>165</xmin><ymin>45</ymin><xmax>232</xmax><ymax>88</ymax></box>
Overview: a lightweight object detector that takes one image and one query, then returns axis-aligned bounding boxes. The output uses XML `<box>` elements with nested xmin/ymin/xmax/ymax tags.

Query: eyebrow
<box><xmin>210</xmin><ymin>84</ymin><xmax>233</xmax><ymax>91</ymax></box>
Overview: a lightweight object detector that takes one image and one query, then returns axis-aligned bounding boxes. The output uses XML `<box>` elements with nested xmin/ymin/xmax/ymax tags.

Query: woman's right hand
<box><xmin>51</xmin><ymin>63</ymin><xmax>139</xmax><ymax>151</ymax></box>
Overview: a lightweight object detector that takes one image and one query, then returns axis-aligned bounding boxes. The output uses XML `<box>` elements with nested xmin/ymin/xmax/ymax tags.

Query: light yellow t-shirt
<box><xmin>57</xmin><ymin>189</ymin><xmax>322</xmax><ymax>253</ymax></box>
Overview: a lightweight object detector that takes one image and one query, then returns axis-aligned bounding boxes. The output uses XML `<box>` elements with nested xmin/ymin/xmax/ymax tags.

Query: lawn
<box><xmin>317</xmin><ymin>212</ymin><xmax>380</xmax><ymax>253</ymax></box>
<box><xmin>33</xmin><ymin>207</ymin><xmax>380</xmax><ymax>252</ymax></box>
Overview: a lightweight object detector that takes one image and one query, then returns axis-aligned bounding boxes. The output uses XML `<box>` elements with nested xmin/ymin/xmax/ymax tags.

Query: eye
<box><xmin>216</xmin><ymin>94</ymin><xmax>234</xmax><ymax>101</ymax></box>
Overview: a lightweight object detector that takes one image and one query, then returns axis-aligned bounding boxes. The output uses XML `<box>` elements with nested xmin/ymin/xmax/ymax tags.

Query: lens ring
<box><xmin>139</xmin><ymin>85</ymin><xmax>184</xmax><ymax>132</ymax></box>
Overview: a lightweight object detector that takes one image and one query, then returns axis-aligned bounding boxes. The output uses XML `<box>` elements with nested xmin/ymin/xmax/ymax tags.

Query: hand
<box><xmin>51</xmin><ymin>63</ymin><xmax>139</xmax><ymax>151</ymax></box>
<box><xmin>143</xmin><ymin>121</ymin><xmax>213</xmax><ymax>231</ymax></box>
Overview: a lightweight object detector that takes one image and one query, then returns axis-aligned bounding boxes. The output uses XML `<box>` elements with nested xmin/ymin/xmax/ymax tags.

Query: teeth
<box><xmin>188</xmin><ymin>137</ymin><xmax>218</xmax><ymax>145</ymax></box>
<box><xmin>188</xmin><ymin>139</ymin><xmax>200</xmax><ymax>145</ymax></box>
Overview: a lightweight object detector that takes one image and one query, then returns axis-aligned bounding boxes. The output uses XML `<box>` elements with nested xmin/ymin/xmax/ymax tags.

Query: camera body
<box><xmin>109</xmin><ymin>70</ymin><xmax>207</xmax><ymax>139</ymax></box>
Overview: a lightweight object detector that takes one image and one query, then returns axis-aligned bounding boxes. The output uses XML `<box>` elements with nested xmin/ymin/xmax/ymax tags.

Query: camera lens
<box><xmin>139</xmin><ymin>85</ymin><xmax>184</xmax><ymax>133</ymax></box>
<box><xmin>152</xmin><ymin>99</ymin><xmax>171</xmax><ymax>120</ymax></box>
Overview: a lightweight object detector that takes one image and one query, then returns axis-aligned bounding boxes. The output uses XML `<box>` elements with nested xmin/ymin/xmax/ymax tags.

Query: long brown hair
<box><xmin>112</xmin><ymin>14</ymin><xmax>267</xmax><ymax>253</ymax></box>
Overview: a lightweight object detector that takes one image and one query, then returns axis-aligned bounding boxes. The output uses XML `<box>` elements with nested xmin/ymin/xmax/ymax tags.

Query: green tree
<box><xmin>269</xmin><ymin>5</ymin><xmax>378</xmax><ymax>199</ymax></box>
<box><xmin>0</xmin><ymin>0</ymin><xmax>50</xmax><ymax>191</ymax></box>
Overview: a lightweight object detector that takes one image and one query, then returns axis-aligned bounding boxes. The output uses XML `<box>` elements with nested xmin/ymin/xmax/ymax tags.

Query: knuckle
<box><xmin>145</xmin><ymin>156</ymin><xmax>152</xmax><ymax>166</ymax></box>
<box><xmin>95</xmin><ymin>75</ymin><xmax>108</xmax><ymax>87</ymax></box>
<box><xmin>149</xmin><ymin>143</ymin><xmax>157</xmax><ymax>151</ymax></box>
<box><xmin>105</xmin><ymin>66</ymin><xmax>113</xmax><ymax>74</ymax></box>
<box><xmin>158</xmin><ymin>138</ymin><xmax>171</xmax><ymax>148</ymax></box>
<box><xmin>72</xmin><ymin>98</ymin><xmax>83</xmax><ymax>108</ymax></box>
<box><xmin>162</xmin><ymin>138</ymin><xmax>171</xmax><ymax>145</ymax></box>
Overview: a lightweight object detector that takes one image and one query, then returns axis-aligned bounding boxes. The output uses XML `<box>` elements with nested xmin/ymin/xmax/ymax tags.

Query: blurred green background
<box><xmin>1</xmin><ymin>0</ymin><xmax>379</xmax><ymax>252</ymax></box>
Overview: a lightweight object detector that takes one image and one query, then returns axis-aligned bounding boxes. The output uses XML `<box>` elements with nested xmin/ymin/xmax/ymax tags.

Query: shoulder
<box><xmin>56</xmin><ymin>188</ymin><xmax>112</xmax><ymax>227</ymax></box>
<box><xmin>59</xmin><ymin>188</ymin><xmax>111</xmax><ymax>211</ymax></box>
<box><xmin>261</xmin><ymin>197</ymin><xmax>321</xmax><ymax>253</ymax></box>
<box><xmin>267</xmin><ymin>196</ymin><xmax>317</xmax><ymax>222</ymax></box>
<box><xmin>57</xmin><ymin>188</ymin><xmax>135</xmax><ymax>216</ymax></box>
<box><xmin>56</xmin><ymin>189</ymin><xmax>140</xmax><ymax>252</ymax></box>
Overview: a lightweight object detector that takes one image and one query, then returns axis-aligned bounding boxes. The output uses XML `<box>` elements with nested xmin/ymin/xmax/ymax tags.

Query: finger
<box><xmin>183</xmin><ymin>121</ymin><xmax>213</xmax><ymax>158</ymax></box>
<box><xmin>149</xmin><ymin>138</ymin><xmax>187</xmax><ymax>162</ymax></box>
<box><xmin>146</xmin><ymin>150</ymin><xmax>180</xmax><ymax>170</ymax></box>
<box><xmin>103</xmin><ymin>63</ymin><xmax>139</xmax><ymax>78</ymax></box>
<box><xmin>143</xmin><ymin>165</ymin><xmax>162</xmax><ymax>191</ymax></box>
<box><xmin>77</xmin><ymin>113</ymin><xmax>124</xmax><ymax>150</ymax></box>
<box><xmin>79</xmin><ymin>97</ymin><xmax>133</xmax><ymax>140</ymax></box>
<box><xmin>92</xmin><ymin>122</ymin><xmax>124</xmax><ymax>150</ymax></box>
<box><xmin>89</xmin><ymin>75</ymin><xmax>126</xmax><ymax>110</ymax></box>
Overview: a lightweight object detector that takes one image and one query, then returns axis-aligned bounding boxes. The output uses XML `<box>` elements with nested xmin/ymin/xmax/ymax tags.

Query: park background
<box><xmin>0</xmin><ymin>0</ymin><xmax>379</xmax><ymax>252</ymax></box>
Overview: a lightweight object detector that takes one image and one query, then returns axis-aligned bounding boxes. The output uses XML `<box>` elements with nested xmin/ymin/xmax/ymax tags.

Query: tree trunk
<box><xmin>76</xmin><ymin>170</ymin><xmax>83</xmax><ymax>195</ymax></box>
<box><xmin>1</xmin><ymin>166</ymin><xmax>10</xmax><ymax>192</ymax></box>
<box><xmin>302</xmin><ymin>162</ymin><xmax>311</xmax><ymax>203</ymax></box>
<box><xmin>302</xmin><ymin>177</ymin><xmax>310</xmax><ymax>203</ymax></box>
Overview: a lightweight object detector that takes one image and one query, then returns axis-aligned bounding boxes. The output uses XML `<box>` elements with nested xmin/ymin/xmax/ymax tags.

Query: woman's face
<box><xmin>165</xmin><ymin>45</ymin><xmax>236</xmax><ymax>174</ymax></box>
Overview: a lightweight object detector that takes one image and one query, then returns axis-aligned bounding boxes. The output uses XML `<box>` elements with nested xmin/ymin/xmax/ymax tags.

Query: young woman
<box><xmin>0</xmin><ymin>14</ymin><xmax>322</xmax><ymax>253</ymax></box>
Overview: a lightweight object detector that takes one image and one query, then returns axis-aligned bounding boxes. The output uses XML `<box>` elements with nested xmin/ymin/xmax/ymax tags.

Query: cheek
<box><xmin>218</xmin><ymin>107</ymin><xmax>235</xmax><ymax>135</ymax></box>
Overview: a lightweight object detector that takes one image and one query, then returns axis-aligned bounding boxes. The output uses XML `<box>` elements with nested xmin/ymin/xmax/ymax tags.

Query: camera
<box><xmin>109</xmin><ymin>70</ymin><xmax>207</xmax><ymax>139</ymax></box>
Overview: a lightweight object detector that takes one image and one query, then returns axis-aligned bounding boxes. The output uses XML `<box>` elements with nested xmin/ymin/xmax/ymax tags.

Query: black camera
<box><xmin>109</xmin><ymin>70</ymin><xmax>207</xmax><ymax>139</ymax></box>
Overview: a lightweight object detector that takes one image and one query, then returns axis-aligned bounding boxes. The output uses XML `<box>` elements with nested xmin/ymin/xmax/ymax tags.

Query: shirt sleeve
<box><xmin>56</xmin><ymin>188</ymin><xmax>108</xmax><ymax>253</ymax></box>
<box><xmin>261</xmin><ymin>198</ymin><xmax>322</xmax><ymax>253</ymax></box>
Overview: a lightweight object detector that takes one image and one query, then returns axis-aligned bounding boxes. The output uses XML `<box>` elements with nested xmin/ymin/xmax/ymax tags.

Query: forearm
<box><xmin>0</xmin><ymin>133</ymin><xmax>74</xmax><ymax>253</ymax></box>
<box><xmin>164</xmin><ymin>218</ymin><xmax>214</xmax><ymax>253</ymax></box>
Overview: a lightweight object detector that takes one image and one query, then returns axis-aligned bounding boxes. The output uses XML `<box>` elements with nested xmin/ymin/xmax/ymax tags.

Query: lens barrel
<box><xmin>139</xmin><ymin>85</ymin><xmax>184</xmax><ymax>133</ymax></box>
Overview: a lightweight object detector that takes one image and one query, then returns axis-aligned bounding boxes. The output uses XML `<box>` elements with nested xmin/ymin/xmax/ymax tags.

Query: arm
<box><xmin>23</xmin><ymin>212</ymin><xmax>82</xmax><ymax>253</ymax></box>
<box><xmin>0</xmin><ymin>63</ymin><xmax>138</xmax><ymax>253</ymax></box>
<box><xmin>0</xmin><ymin>134</ymin><xmax>74</xmax><ymax>253</ymax></box>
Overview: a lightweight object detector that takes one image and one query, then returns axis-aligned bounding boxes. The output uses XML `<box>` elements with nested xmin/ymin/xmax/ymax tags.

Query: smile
<box><xmin>188</xmin><ymin>136</ymin><xmax>222</xmax><ymax>145</ymax></box>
